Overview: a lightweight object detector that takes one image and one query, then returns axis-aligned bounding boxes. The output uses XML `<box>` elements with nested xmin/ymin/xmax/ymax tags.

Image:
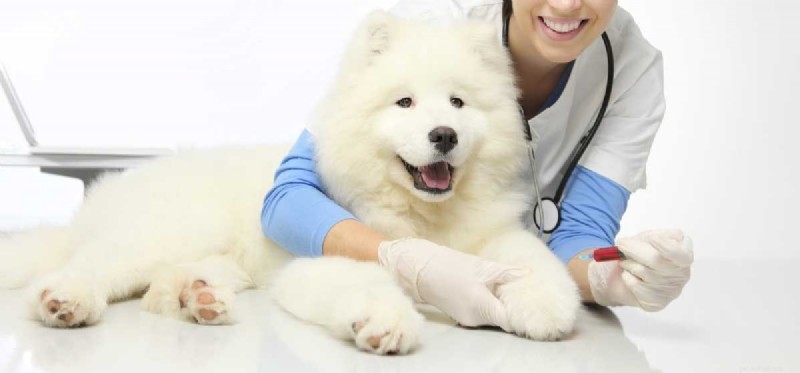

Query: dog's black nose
<box><xmin>428</xmin><ymin>126</ymin><xmax>458</xmax><ymax>154</ymax></box>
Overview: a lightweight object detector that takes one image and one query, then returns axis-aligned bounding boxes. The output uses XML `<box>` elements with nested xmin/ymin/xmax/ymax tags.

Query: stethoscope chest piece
<box><xmin>533</xmin><ymin>197</ymin><xmax>561</xmax><ymax>234</ymax></box>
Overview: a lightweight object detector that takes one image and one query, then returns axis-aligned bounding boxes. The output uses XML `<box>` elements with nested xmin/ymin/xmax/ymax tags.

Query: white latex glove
<box><xmin>589</xmin><ymin>229</ymin><xmax>694</xmax><ymax>312</ymax></box>
<box><xmin>378</xmin><ymin>238</ymin><xmax>529</xmax><ymax>331</ymax></box>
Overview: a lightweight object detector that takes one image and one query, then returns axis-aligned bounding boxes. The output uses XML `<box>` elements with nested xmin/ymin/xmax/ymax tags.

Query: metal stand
<box><xmin>40</xmin><ymin>167</ymin><xmax>122</xmax><ymax>191</ymax></box>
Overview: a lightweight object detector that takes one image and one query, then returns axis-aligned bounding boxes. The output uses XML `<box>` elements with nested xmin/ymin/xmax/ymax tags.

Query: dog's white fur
<box><xmin>0</xmin><ymin>12</ymin><xmax>579</xmax><ymax>354</ymax></box>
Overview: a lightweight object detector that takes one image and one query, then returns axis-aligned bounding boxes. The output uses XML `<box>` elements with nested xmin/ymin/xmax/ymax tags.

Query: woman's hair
<box><xmin>502</xmin><ymin>0</ymin><xmax>512</xmax><ymax>19</ymax></box>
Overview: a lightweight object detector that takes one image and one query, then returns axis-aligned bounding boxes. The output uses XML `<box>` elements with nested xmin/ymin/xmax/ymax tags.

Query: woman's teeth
<box><xmin>542</xmin><ymin>17</ymin><xmax>583</xmax><ymax>33</ymax></box>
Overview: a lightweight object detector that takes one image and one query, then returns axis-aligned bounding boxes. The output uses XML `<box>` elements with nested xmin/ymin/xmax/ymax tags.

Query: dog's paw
<box><xmin>348</xmin><ymin>303</ymin><xmax>422</xmax><ymax>355</ymax></box>
<box><xmin>35</xmin><ymin>283</ymin><xmax>106</xmax><ymax>328</ymax></box>
<box><xmin>498</xmin><ymin>273</ymin><xmax>580</xmax><ymax>341</ymax></box>
<box><xmin>179</xmin><ymin>279</ymin><xmax>234</xmax><ymax>325</ymax></box>
<box><xmin>271</xmin><ymin>257</ymin><xmax>424</xmax><ymax>354</ymax></box>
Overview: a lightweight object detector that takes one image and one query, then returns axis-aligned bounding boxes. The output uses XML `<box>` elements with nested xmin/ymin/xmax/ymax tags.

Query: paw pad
<box><xmin>179</xmin><ymin>279</ymin><xmax>232</xmax><ymax>325</ymax></box>
<box><xmin>351</xmin><ymin>318</ymin><xmax>406</xmax><ymax>353</ymax></box>
<box><xmin>37</xmin><ymin>288</ymin><xmax>95</xmax><ymax>328</ymax></box>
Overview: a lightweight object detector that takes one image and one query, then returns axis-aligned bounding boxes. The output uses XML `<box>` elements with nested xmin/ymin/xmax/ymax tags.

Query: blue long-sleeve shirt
<box><xmin>261</xmin><ymin>129</ymin><xmax>630</xmax><ymax>262</ymax></box>
<box><xmin>548</xmin><ymin>166</ymin><xmax>630</xmax><ymax>262</ymax></box>
<box><xmin>260</xmin><ymin>131</ymin><xmax>356</xmax><ymax>257</ymax></box>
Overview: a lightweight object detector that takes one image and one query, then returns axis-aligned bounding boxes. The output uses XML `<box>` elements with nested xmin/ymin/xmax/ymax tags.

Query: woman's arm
<box><xmin>261</xmin><ymin>130</ymin><xmax>385</xmax><ymax>259</ymax></box>
<box><xmin>322</xmin><ymin>220</ymin><xmax>385</xmax><ymax>261</ymax></box>
<box><xmin>547</xmin><ymin>165</ymin><xmax>631</xmax><ymax>303</ymax></box>
<box><xmin>567</xmin><ymin>249</ymin><xmax>595</xmax><ymax>302</ymax></box>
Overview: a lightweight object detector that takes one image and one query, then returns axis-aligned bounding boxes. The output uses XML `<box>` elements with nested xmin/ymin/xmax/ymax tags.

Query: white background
<box><xmin>1</xmin><ymin>0</ymin><xmax>798</xmax><ymax>260</ymax></box>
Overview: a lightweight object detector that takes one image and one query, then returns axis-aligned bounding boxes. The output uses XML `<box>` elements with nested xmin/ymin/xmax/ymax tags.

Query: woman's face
<box><xmin>510</xmin><ymin>0</ymin><xmax>618</xmax><ymax>63</ymax></box>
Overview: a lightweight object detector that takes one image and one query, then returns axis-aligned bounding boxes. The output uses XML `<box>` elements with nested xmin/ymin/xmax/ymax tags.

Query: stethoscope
<box><xmin>501</xmin><ymin>11</ymin><xmax>615</xmax><ymax>238</ymax></box>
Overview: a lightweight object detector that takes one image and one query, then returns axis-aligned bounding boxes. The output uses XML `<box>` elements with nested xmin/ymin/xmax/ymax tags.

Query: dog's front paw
<box><xmin>497</xmin><ymin>273</ymin><xmax>580</xmax><ymax>341</ymax></box>
<box><xmin>347</xmin><ymin>300</ymin><xmax>423</xmax><ymax>355</ymax></box>
<box><xmin>272</xmin><ymin>257</ymin><xmax>424</xmax><ymax>354</ymax></box>
<box><xmin>336</xmin><ymin>275</ymin><xmax>423</xmax><ymax>355</ymax></box>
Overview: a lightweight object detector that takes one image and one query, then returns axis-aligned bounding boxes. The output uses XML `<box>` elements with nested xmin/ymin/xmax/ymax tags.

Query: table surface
<box><xmin>0</xmin><ymin>259</ymin><xmax>796</xmax><ymax>373</ymax></box>
<box><xmin>0</xmin><ymin>150</ymin><xmax>167</xmax><ymax>169</ymax></box>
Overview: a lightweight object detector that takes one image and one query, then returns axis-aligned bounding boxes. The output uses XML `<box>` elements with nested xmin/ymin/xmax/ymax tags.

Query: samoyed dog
<box><xmin>0</xmin><ymin>11</ymin><xmax>579</xmax><ymax>354</ymax></box>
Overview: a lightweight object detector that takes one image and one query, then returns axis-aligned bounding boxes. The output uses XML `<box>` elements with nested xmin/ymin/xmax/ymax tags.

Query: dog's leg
<box><xmin>271</xmin><ymin>257</ymin><xmax>423</xmax><ymax>355</ymax></box>
<box><xmin>0</xmin><ymin>226</ymin><xmax>73</xmax><ymax>289</ymax></box>
<box><xmin>141</xmin><ymin>255</ymin><xmax>254</xmax><ymax>325</ymax></box>
<box><xmin>478</xmin><ymin>229</ymin><xmax>581</xmax><ymax>341</ymax></box>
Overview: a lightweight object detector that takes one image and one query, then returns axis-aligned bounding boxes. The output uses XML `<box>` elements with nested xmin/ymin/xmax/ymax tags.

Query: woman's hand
<box><xmin>588</xmin><ymin>229</ymin><xmax>694</xmax><ymax>311</ymax></box>
<box><xmin>378</xmin><ymin>238</ymin><xmax>529</xmax><ymax>331</ymax></box>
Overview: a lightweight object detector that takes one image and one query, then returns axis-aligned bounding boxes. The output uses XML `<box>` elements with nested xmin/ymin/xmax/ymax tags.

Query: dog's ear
<box><xmin>361</xmin><ymin>10</ymin><xmax>392</xmax><ymax>57</ymax></box>
<box><xmin>459</xmin><ymin>21</ymin><xmax>510</xmax><ymax>72</ymax></box>
<box><xmin>317</xmin><ymin>10</ymin><xmax>396</xmax><ymax>122</ymax></box>
<box><xmin>344</xmin><ymin>10</ymin><xmax>394</xmax><ymax>70</ymax></box>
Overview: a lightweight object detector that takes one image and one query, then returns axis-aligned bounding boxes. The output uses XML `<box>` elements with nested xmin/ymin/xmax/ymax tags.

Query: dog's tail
<box><xmin>0</xmin><ymin>226</ymin><xmax>73</xmax><ymax>289</ymax></box>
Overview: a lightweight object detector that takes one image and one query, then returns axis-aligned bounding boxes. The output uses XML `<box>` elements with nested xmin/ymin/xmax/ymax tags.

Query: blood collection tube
<box><xmin>578</xmin><ymin>246</ymin><xmax>626</xmax><ymax>262</ymax></box>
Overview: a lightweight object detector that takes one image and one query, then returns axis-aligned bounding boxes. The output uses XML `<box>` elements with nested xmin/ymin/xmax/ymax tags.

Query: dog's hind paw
<box><xmin>34</xmin><ymin>280</ymin><xmax>106</xmax><ymax>328</ymax></box>
<box><xmin>179</xmin><ymin>279</ymin><xmax>234</xmax><ymax>325</ymax></box>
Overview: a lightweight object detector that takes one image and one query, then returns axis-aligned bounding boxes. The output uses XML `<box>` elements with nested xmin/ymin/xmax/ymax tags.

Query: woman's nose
<box><xmin>547</xmin><ymin>0</ymin><xmax>583</xmax><ymax>12</ymax></box>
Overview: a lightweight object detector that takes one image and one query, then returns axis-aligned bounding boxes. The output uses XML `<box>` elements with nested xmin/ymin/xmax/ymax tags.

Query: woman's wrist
<box><xmin>322</xmin><ymin>219</ymin><xmax>386</xmax><ymax>262</ymax></box>
<box><xmin>567</xmin><ymin>248</ymin><xmax>596</xmax><ymax>303</ymax></box>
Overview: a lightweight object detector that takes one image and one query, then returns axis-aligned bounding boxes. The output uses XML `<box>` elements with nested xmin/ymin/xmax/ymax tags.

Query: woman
<box><xmin>261</xmin><ymin>0</ymin><xmax>693</xmax><ymax>328</ymax></box>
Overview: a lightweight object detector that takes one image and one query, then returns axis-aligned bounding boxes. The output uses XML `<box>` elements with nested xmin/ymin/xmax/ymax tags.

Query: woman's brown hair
<box><xmin>502</xmin><ymin>0</ymin><xmax>512</xmax><ymax>19</ymax></box>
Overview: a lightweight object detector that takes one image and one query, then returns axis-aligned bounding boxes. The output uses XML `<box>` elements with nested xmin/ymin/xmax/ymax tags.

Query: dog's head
<box><xmin>314</xmin><ymin>11</ymin><xmax>528</xmax><ymax>206</ymax></box>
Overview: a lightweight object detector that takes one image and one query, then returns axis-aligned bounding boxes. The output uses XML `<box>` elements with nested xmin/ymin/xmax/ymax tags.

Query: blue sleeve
<box><xmin>261</xmin><ymin>130</ymin><xmax>357</xmax><ymax>257</ymax></box>
<box><xmin>548</xmin><ymin>165</ymin><xmax>631</xmax><ymax>263</ymax></box>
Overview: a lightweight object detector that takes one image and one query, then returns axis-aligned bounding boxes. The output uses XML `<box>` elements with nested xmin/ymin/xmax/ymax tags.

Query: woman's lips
<box><xmin>538</xmin><ymin>16</ymin><xmax>588</xmax><ymax>41</ymax></box>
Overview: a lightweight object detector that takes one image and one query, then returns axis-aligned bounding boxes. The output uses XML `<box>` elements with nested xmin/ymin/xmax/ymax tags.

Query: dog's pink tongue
<box><xmin>420</xmin><ymin>162</ymin><xmax>451</xmax><ymax>190</ymax></box>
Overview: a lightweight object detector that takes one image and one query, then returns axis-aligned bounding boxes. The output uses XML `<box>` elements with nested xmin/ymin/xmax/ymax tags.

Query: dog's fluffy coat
<box><xmin>0</xmin><ymin>12</ymin><xmax>579</xmax><ymax>354</ymax></box>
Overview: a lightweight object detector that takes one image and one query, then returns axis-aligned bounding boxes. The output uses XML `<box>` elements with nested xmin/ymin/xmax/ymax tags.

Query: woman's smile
<box><xmin>537</xmin><ymin>16</ymin><xmax>588</xmax><ymax>41</ymax></box>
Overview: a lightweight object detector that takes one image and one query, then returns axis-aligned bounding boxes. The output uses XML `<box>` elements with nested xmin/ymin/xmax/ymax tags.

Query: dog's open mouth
<box><xmin>400</xmin><ymin>157</ymin><xmax>454</xmax><ymax>194</ymax></box>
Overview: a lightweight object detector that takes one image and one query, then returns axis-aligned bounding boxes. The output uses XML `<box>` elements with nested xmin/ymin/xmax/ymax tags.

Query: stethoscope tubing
<box><xmin>552</xmin><ymin>32</ymin><xmax>614</xmax><ymax>204</ymax></box>
<box><xmin>502</xmin><ymin>10</ymin><xmax>615</xmax><ymax>236</ymax></box>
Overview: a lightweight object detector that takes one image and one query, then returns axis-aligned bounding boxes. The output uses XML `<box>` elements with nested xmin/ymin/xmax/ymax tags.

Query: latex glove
<box><xmin>589</xmin><ymin>229</ymin><xmax>694</xmax><ymax>312</ymax></box>
<box><xmin>378</xmin><ymin>238</ymin><xmax>529</xmax><ymax>331</ymax></box>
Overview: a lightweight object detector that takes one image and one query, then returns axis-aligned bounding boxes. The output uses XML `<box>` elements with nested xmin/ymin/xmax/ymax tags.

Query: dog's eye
<box><xmin>396</xmin><ymin>97</ymin><xmax>413</xmax><ymax>108</ymax></box>
<box><xmin>450</xmin><ymin>97</ymin><xmax>464</xmax><ymax>109</ymax></box>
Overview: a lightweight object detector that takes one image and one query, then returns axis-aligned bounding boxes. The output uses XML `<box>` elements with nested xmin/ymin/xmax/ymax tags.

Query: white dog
<box><xmin>0</xmin><ymin>11</ymin><xmax>579</xmax><ymax>355</ymax></box>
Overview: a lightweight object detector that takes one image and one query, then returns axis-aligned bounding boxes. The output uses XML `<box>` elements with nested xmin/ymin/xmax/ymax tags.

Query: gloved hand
<box><xmin>588</xmin><ymin>229</ymin><xmax>694</xmax><ymax>312</ymax></box>
<box><xmin>378</xmin><ymin>238</ymin><xmax>529</xmax><ymax>331</ymax></box>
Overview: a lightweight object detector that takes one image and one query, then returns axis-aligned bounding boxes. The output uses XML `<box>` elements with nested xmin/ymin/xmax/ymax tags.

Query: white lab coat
<box><xmin>389</xmin><ymin>0</ymin><xmax>665</xmax><ymax>195</ymax></box>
